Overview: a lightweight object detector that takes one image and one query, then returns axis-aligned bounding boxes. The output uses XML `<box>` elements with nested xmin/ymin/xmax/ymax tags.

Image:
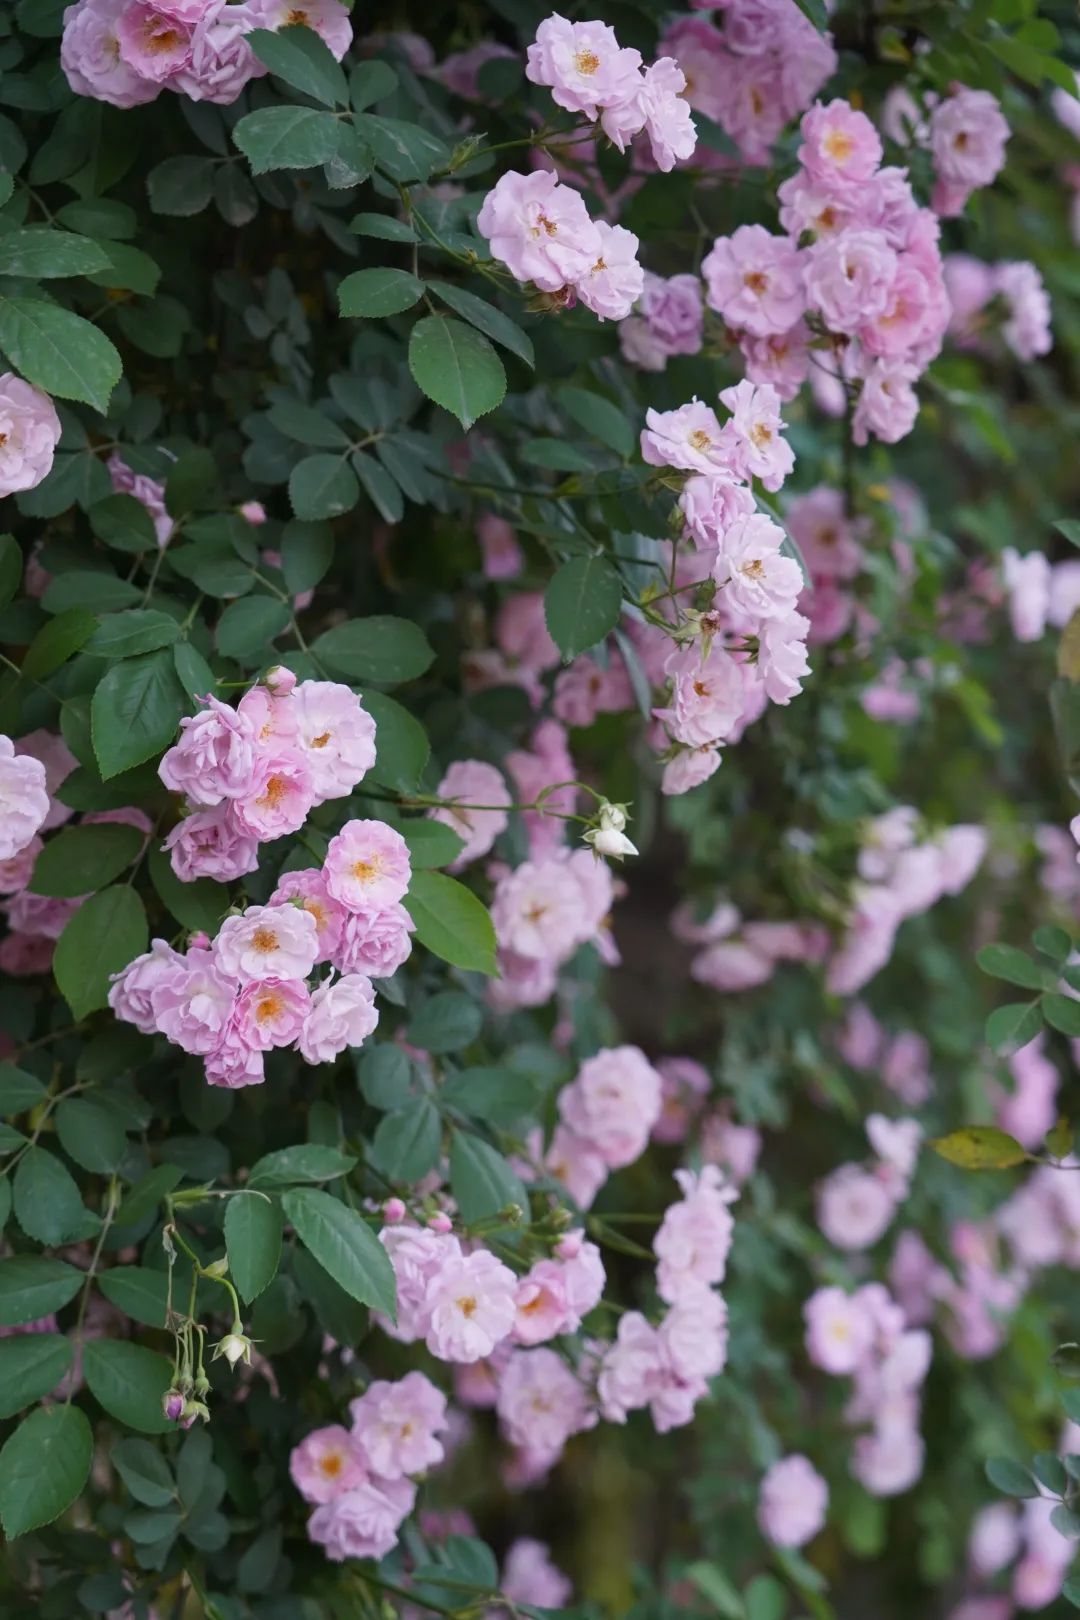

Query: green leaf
<box><xmin>449</xmin><ymin>1131</ymin><xmax>529</xmax><ymax>1223</ymax></box>
<box><xmin>91</xmin><ymin>649</ymin><xmax>187</xmax><ymax>778</ymax></box>
<box><xmin>86</xmin><ymin>609</ymin><xmax>179</xmax><ymax>657</ymax></box>
<box><xmin>112</xmin><ymin>1438</ymin><xmax>175</xmax><ymax>1508</ymax></box>
<box><xmin>1055</xmin><ymin>519</ymin><xmax>1080</xmax><ymax>550</ymax></box>
<box><xmin>357</xmin><ymin>1044</ymin><xmax>413</xmax><ymax>1110</ymax></box>
<box><xmin>440</xmin><ymin>1066</ymin><xmax>542</xmax><ymax>1126</ymax></box>
<box><xmin>355</xmin><ymin>114</ymin><xmax>451</xmax><ymax>183</ymax></box>
<box><xmin>928</xmin><ymin>1127</ymin><xmax>1028</xmax><ymax>1170</ymax></box>
<box><xmin>404</xmin><ymin>870</ymin><xmax>497</xmax><ymax>976</ymax></box>
<box><xmin>280</xmin><ymin>1187</ymin><xmax>396</xmax><ymax>1317</ymax></box>
<box><xmin>0</xmin><ymin>1405</ymin><xmax>93</xmax><ymax>1538</ymax></box>
<box><xmin>350</xmin><ymin>61</ymin><xmax>399</xmax><ymax>110</ymax></box>
<box><xmin>247</xmin><ymin>25</ymin><xmax>349</xmax><ymax>107</ymax></box>
<box><xmin>30</xmin><ymin>822</ymin><xmax>142</xmax><ymax>898</ymax></box>
<box><xmin>365</xmin><ymin>691</ymin><xmax>429</xmax><ymax>790</ymax></box>
<box><xmin>216</xmin><ymin>596</ymin><xmax>292</xmax><ymax>660</ymax></box>
<box><xmin>89</xmin><ymin>494</ymin><xmax>161</xmax><ymax>554</ymax></box>
<box><xmin>353</xmin><ymin>451</ymin><xmax>404</xmax><ymax>523</ymax></box>
<box><xmin>97</xmin><ymin>1266</ymin><xmax>170</xmax><ymax>1329</ymax></box>
<box><xmin>985</xmin><ymin>999</ymin><xmax>1043</xmax><ymax>1054</ymax></box>
<box><xmin>313</xmin><ymin>615</ymin><xmax>434</xmax><ymax>684</ymax></box>
<box><xmin>289</xmin><ymin>453</ymin><xmax>359</xmax><ymax>520</ymax></box>
<box><xmin>350</xmin><ymin>212</ymin><xmax>417</xmax><ymax>243</ymax></box>
<box><xmin>338</xmin><ymin>267</ymin><xmax>424</xmax><ymax>318</ymax></box>
<box><xmin>1033</xmin><ymin>923</ymin><xmax>1073</xmax><ymax>965</ymax></box>
<box><xmin>0</xmin><ymin>295</ymin><xmax>121</xmax><ymax>413</ymax></box>
<box><xmin>745</xmin><ymin>1575</ymin><xmax>787</xmax><ymax>1620</ymax></box>
<box><xmin>82</xmin><ymin>1340</ymin><xmax>174</xmax><ymax>1434</ymax></box>
<box><xmin>14</xmin><ymin>1147</ymin><xmax>91</xmax><ymax>1245</ymax></box>
<box><xmin>1052</xmin><ymin>1342</ymin><xmax>1080</xmax><ymax>1379</ymax></box>
<box><xmin>292</xmin><ymin>1245</ymin><xmax>367</xmax><ymax>1344</ymax></box>
<box><xmin>1046</xmin><ymin>1116</ymin><xmax>1075</xmax><ymax>1160</ymax></box>
<box><xmin>545</xmin><ymin>554</ymin><xmax>623</xmax><ymax>659</ymax></box>
<box><xmin>232</xmin><ymin>106</ymin><xmax>342</xmax><ymax>174</ymax></box>
<box><xmin>686</xmin><ymin>1565</ymin><xmax>744</xmax><ymax>1620</ymax></box>
<box><xmin>21</xmin><ymin>606</ymin><xmax>98</xmax><ymax>682</ymax></box>
<box><xmin>53</xmin><ymin>885</ymin><xmax>148</xmax><ymax>1020</ymax></box>
<box><xmin>1034</xmin><ymin>1450</ymin><xmax>1069</xmax><ymax>1493</ymax></box>
<box><xmin>148</xmin><ymin>845</ymin><xmax>227</xmax><ymax>934</ymax></box>
<box><xmin>0</xmin><ymin>227</ymin><xmax>110</xmax><ymax>279</ymax></box>
<box><xmin>428</xmin><ymin>281</ymin><xmax>534</xmax><ymax>367</ymax></box>
<box><xmin>225</xmin><ymin>1193</ymin><xmax>283</xmax><ymax>1303</ymax></box>
<box><xmin>0</xmin><ymin>1257</ymin><xmax>83</xmax><ymax>1326</ymax></box>
<box><xmin>791</xmin><ymin>0</ymin><xmax>828</xmax><ymax>29</ymax></box>
<box><xmin>280</xmin><ymin>520</ymin><xmax>333</xmax><ymax>594</ymax></box>
<box><xmin>408</xmin><ymin>315</ymin><xmax>505</xmax><ymax>430</ymax></box>
<box><xmin>249</xmin><ymin>1144</ymin><xmax>357</xmax><ymax>1188</ymax></box>
<box><xmin>976</xmin><ymin>944</ymin><xmax>1045</xmax><ymax>990</ymax></box>
<box><xmin>268</xmin><ymin>398</ymin><xmax>351</xmax><ymax>448</ymax></box>
<box><xmin>985</xmin><ymin>1456</ymin><xmax>1039</xmax><ymax>1497</ymax></box>
<box><xmin>147</xmin><ymin>155</ymin><xmax>214</xmax><ymax>216</ymax></box>
<box><xmin>370</xmin><ymin>1100</ymin><xmax>442</xmax><ymax>1182</ymax></box>
<box><xmin>559</xmin><ymin>384</ymin><xmax>635</xmax><ymax>458</ymax></box>
<box><xmin>397</xmin><ymin>818</ymin><xmax>464</xmax><ymax>870</ymax></box>
<box><xmin>115</xmin><ymin>1163</ymin><xmax>184</xmax><ymax>1229</ymax></box>
<box><xmin>0</xmin><ymin>1334</ymin><xmax>73</xmax><ymax>1420</ymax></box>
<box><xmin>54</xmin><ymin>1096</ymin><xmax>127</xmax><ymax>1173</ymax></box>
<box><xmin>408</xmin><ymin>991</ymin><xmax>482</xmax><ymax>1054</ymax></box>
<box><xmin>85</xmin><ymin>242</ymin><xmax>161</xmax><ymax>298</ymax></box>
<box><xmin>1044</xmin><ymin>994</ymin><xmax>1080</xmax><ymax>1037</ymax></box>
<box><xmin>0</xmin><ymin>1063</ymin><xmax>47</xmax><ymax>1117</ymax></box>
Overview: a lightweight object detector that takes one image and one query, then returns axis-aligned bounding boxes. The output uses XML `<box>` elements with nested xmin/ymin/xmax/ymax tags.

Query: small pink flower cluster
<box><xmin>804</xmin><ymin>1281</ymin><xmax>931</xmax><ymax>1497</ymax></box>
<box><xmin>827</xmin><ymin>808</ymin><xmax>987</xmax><ymax>996</ymax></box>
<box><xmin>428</xmin><ymin>759</ymin><xmax>511</xmax><ymax>869</ymax></box>
<box><xmin>701</xmin><ymin>97</ymin><xmax>953</xmax><ymax>448</ymax></box>
<box><xmin>159</xmin><ymin>673</ymin><xmax>376</xmax><ymax>883</ymax></box>
<box><xmin>892</xmin><ymin>1222</ymin><xmax>1025</xmax><ymax>1363</ymax></box>
<box><xmin>815</xmin><ymin>1113</ymin><xmax>922</xmax><ymax>1254</ymax></box>
<box><xmin>0</xmin><ymin>731</ymin><xmax>97</xmax><ymax>978</ymax></box>
<box><xmin>110</xmin><ymin>816</ymin><xmax>413</xmax><ymax>1084</ymax></box>
<box><xmin>107</xmin><ymin>453</ymin><xmax>173</xmax><ymax>549</ymax></box>
<box><xmin>928</xmin><ymin>86</ymin><xmax>1010</xmax><ymax>218</ymax></box>
<box><xmin>377</xmin><ymin>1217</ymin><xmax>604</xmax><ymax>1369</ymax></box>
<box><xmin>674</xmin><ymin>900</ymin><xmax>827</xmax><ymax>993</ymax></box>
<box><xmin>525</xmin><ymin>14</ymin><xmax>697</xmax><ymax>174</ymax></box>
<box><xmin>785</xmin><ymin>484</ymin><xmax>866</xmax><ymax>649</ymax></box>
<box><xmin>619</xmin><ymin>272</ymin><xmax>704</xmax><ymax>372</ymax></box>
<box><xmin>998</xmin><ymin>545</ymin><xmax>1080</xmax><ymax>646</ymax></box>
<box><xmin>959</xmin><ymin>1490</ymin><xmax>1076</xmax><ymax>1613</ymax></box>
<box><xmin>290</xmin><ymin>1371</ymin><xmax>448</xmax><ymax>1562</ymax></box>
<box><xmin>477</xmin><ymin>169</ymin><xmax>644</xmax><ymax>321</ymax></box>
<box><xmin>0</xmin><ymin>374</ymin><xmax>62</xmax><ymax>499</ymax></box>
<box><xmin>836</xmin><ymin>1004</ymin><xmax>932</xmax><ymax>1106</ymax></box>
<box><xmin>60</xmin><ymin>0</ymin><xmax>351</xmax><ymax>110</ymax></box>
<box><xmin>489</xmin><ymin>849</ymin><xmax>615</xmax><ymax>1010</ymax></box>
<box><xmin>945</xmin><ymin>255</ymin><xmax>1053</xmax><ymax>363</ymax></box>
<box><xmin>660</xmin><ymin>4</ymin><xmax>836</xmax><ymax>169</ymax></box>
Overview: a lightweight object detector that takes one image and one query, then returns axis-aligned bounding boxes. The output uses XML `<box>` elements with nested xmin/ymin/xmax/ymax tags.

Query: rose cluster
<box><xmin>159</xmin><ymin>672</ymin><xmax>376</xmax><ymax>883</ymax></box>
<box><xmin>700</xmin><ymin>96</ymin><xmax>956</xmax><ymax>446</ymax></box>
<box><xmin>0</xmin><ymin>374</ymin><xmax>62</xmax><ymax>501</ymax></box>
<box><xmin>945</xmin><ymin>254</ymin><xmax>1054</xmax><ymax>363</ymax></box>
<box><xmin>804</xmin><ymin>1280</ymin><xmax>932</xmax><ymax>1497</ymax></box>
<box><xmin>490</xmin><ymin>848</ymin><xmax>616</xmax><ymax>1010</ymax></box>
<box><xmin>659</xmin><ymin>1</ymin><xmax>836</xmax><ymax>168</ymax></box>
<box><xmin>110</xmin><ymin>816</ymin><xmax>415</xmax><ymax>1084</ymax></box>
<box><xmin>60</xmin><ymin>0</ymin><xmax>352</xmax><ymax>109</ymax></box>
<box><xmin>0</xmin><ymin>734</ymin><xmax>49</xmax><ymax>867</ymax></box>
<box><xmin>525</xmin><ymin>14</ymin><xmax>697</xmax><ymax>174</ymax></box>
<box><xmin>290</xmin><ymin>1371</ymin><xmax>449</xmax><ymax>1562</ymax></box>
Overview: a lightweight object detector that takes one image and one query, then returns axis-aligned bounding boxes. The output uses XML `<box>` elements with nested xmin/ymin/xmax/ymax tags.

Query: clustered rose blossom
<box><xmin>945</xmin><ymin>255</ymin><xmax>1053</xmax><ymax>364</ymax></box>
<box><xmin>0</xmin><ymin>374</ymin><xmax>62</xmax><ymax>498</ymax></box>
<box><xmin>0</xmin><ymin>734</ymin><xmax>49</xmax><ymax>864</ymax></box>
<box><xmin>429</xmin><ymin>759</ymin><xmax>512</xmax><ymax>869</ymax></box>
<box><xmin>827</xmin><ymin>807</ymin><xmax>987</xmax><ymax>996</ymax></box>
<box><xmin>757</xmin><ymin>1454</ymin><xmax>829</xmax><ymax>1548</ymax></box>
<box><xmin>954</xmin><ymin>1487</ymin><xmax>1076</xmax><ymax>1613</ymax></box>
<box><xmin>159</xmin><ymin>673</ymin><xmax>376</xmax><ymax>882</ymax></box>
<box><xmin>60</xmin><ymin>0</ymin><xmax>351</xmax><ymax>109</ymax></box>
<box><xmin>929</xmin><ymin>87</ymin><xmax>1010</xmax><ymax>217</ymax></box>
<box><xmin>699</xmin><ymin>97</ymin><xmax>954</xmax><ymax>449</ymax></box>
<box><xmin>674</xmin><ymin>900</ymin><xmax>827</xmax><ymax>995</ymax></box>
<box><xmin>815</xmin><ymin>1113</ymin><xmax>922</xmax><ymax>1254</ymax></box>
<box><xmin>803</xmin><ymin>1280</ymin><xmax>931</xmax><ymax>1498</ymax></box>
<box><xmin>489</xmin><ymin>848</ymin><xmax>616</xmax><ymax>1010</ymax></box>
<box><xmin>619</xmin><ymin>272</ymin><xmax>704</xmax><ymax>372</ymax></box>
<box><xmin>110</xmin><ymin>807</ymin><xmax>408</xmax><ymax>1084</ymax></box>
<box><xmin>291</xmin><ymin>1371</ymin><xmax>448</xmax><ymax>1561</ymax></box>
<box><xmin>526</xmin><ymin>14</ymin><xmax>696</xmax><ymax>175</ymax></box>
<box><xmin>477</xmin><ymin>169</ymin><xmax>644</xmax><ymax>321</ymax></box>
<box><xmin>659</xmin><ymin>4</ymin><xmax>836</xmax><ymax>168</ymax></box>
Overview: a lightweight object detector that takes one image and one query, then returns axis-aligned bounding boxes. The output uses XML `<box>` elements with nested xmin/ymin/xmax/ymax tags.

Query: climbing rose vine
<box><xmin>0</xmin><ymin>0</ymin><xmax>1079</xmax><ymax>1615</ymax></box>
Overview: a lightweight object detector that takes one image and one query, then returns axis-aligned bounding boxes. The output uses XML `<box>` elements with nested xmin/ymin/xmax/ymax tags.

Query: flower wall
<box><xmin>0</xmin><ymin>1</ymin><xmax>1078</xmax><ymax>1616</ymax></box>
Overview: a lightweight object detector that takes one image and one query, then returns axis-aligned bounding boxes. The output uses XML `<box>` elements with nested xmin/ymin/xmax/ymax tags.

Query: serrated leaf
<box><xmin>545</xmin><ymin>554</ymin><xmax>623</xmax><ymax>659</ymax></box>
<box><xmin>233</xmin><ymin>106</ymin><xmax>341</xmax><ymax>174</ymax></box>
<box><xmin>0</xmin><ymin>1334</ymin><xmax>73</xmax><ymax>1420</ymax></box>
<box><xmin>247</xmin><ymin>25</ymin><xmax>349</xmax><ymax>107</ymax></box>
<box><xmin>449</xmin><ymin>1131</ymin><xmax>529</xmax><ymax>1224</ymax></box>
<box><xmin>338</xmin><ymin>267</ymin><xmax>424</xmax><ymax>318</ymax></box>
<box><xmin>30</xmin><ymin>822</ymin><xmax>142</xmax><ymax>898</ymax></box>
<box><xmin>404</xmin><ymin>870</ymin><xmax>497</xmax><ymax>976</ymax></box>
<box><xmin>91</xmin><ymin>649</ymin><xmax>187</xmax><ymax>779</ymax></box>
<box><xmin>225</xmin><ymin>1193</ymin><xmax>282</xmax><ymax>1303</ymax></box>
<box><xmin>281</xmin><ymin>1187</ymin><xmax>396</xmax><ymax>1317</ymax></box>
<box><xmin>428</xmin><ymin>281</ymin><xmax>534</xmax><ymax>367</ymax></box>
<box><xmin>83</xmin><ymin>1340</ymin><xmax>174</xmax><ymax>1434</ymax></box>
<box><xmin>313</xmin><ymin>615</ymin><xmax>434</xmax><ymax>684</ymax></box>
<box><xmin>0</xmin><ymin>1257</ymin><xmax>83</xmax><ymax>1326</ymax></box>
<box><xmin>1044</xmin><ymin>993</ymin><xmax>1080</xmax><ymax>1037</ymax></box>
<box><xmin>408</xmin><ymin>314</ymin><xmax>505</xmax><ymax>430</ymax></box>
<box><xmin>0</xmin><ymin>1405</ymin><xmax>92</xmax><ymax>1538</ymax></box>
<box><xmin>985</xmin><ymin>999</ymin><xmax>1043</xmax><ymax>1053</ymax></box>
<box><xmin>975</xmin><ymin>945</ymin><xmax>1045</xmax><ymax>991</ymax></box>
<box><xmin>985</xmin><ymin>1456</ymin><xmax>1039</xmax><ymax>1497</ymax></box>
<box><xmin>0</xmin><ymin>295</ymin><xmax>121</xmax><ymax>413</ymax></box>
<box><xmin>53</xmin><ymin>885</ymin><xmax>148</xmax><ymax>1020</ymax></box>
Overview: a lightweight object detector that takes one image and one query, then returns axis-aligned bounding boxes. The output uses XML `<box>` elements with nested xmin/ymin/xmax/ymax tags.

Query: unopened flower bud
<box><xmin>584</xmin><ymin>824</ymin><xmax>639</xmax><ymax>861</ymax></box>
<box><xmin>162</xmin><ymin>1389</ymin><xmax>185</xmax><ymax>1422</ymax></box>
<box><xmin>427</xmin><ymin>1212</ymin><xmax>453</xmax><ymax>1235</ymax></box>
<box><xmin>180</xmin><ymin>1398</ymin><xmax>210</xmax><ymax>1428</ymax></box>
<box><xmin>238</xmin><ymin>500</ymin><xmax>267</xmax><ymax>526</ymax></box>
<box><xmin>202</xmin><ymin>1257</ymin><xmax>229</xmax><ymax>1279</ymax></box>
<box><xmin>188</xmin><ymin>930</ymin><xmax>211</xmax><ymax>952</ymax></box>
<box><xmin>383</xmin><ymin>1197</ymin><xmax>406</xmax><ymax>1225</ymax></box>
<box><xmin>264</xmin><ymin>664</ymin><xmax>296</xmax><ymax>696</ymax></box>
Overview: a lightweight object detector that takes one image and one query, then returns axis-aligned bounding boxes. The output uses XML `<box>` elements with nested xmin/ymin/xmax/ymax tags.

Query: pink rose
<box><xmin>0</xmin><ymin>736</ymin><xmax>49</xmax><ymax>862</ymax></box>
<box><xmin>324</xmin><ymin>819</ymin><xmax>412</xmax><ymax>912</ymax></box>
<box><xmin>0</xmin><ymin>375</ymin><xmax>62</xmax><ymax>498</ymax></box>
<box><xmin>297</xmin><ymin>973</ymin><xmax>379</xmax><ymax>1064</ymax></box>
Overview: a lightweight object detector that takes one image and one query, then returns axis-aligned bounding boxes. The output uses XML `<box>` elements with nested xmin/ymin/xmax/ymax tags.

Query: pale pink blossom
<box><xmin>713</xmin><ymin>512</ymin><xmax>802</xmax><ymax>622</ymax></box>
<box><xmin>852</xmin><ymin>359</ymin><xmax>920</xmax><ymax>446</ymax></box>
<box><xmin>512</xmin><ymin>1260</ymin><xmax>571</xmax><ymax>1346</ymax></box>
<box><xmin>116</xmin><ymin>2</ymin><xmax>197</xmax><ymax>82</ymax></box>
<box><xmin>501</xmin><ymin>1539</ymin><xmax>572</xmax><ymax>1609</ymax></box>
<box><xmin>324</xmin><ymin>819</ymin><xmax>412</xmax><ymax>912</ymax></box>
<box><xmin>576</xmin><ymin>221</ymin><xmax>644</xmax><ymax>322</ymax></box>
<box><xmin>543</xmin><ymin>1124</ymin><xmax>609</xmax><ymax>1209</ymax></box>
<box><xmin>817</xmin><ymin>1163</ymin><xmax>898</xmax><ymax>1251</ymax></box>
<box><xmin>655</xmin><ymin>643</ymin><xmax>747</xmax><ymax>747</ymax></box>
<box><xmin>379</xmin><ymin>1226</ymin><xmax>462</xmax><ymax>1343</ymax></box>
<box><xmin>107</xmin><ymin>453</ymin><xmax>172</xmax><ymax>547</ymax></box>
<box><xmin>804</xmin><ymin>230</ymin><xmax>898</xmax><ymax>335</ymax></box>
<box><xmin>757</xmin><ymin>1454</ymin><xmax>828</xmax><ymax>1548</ymax></box>
<box><xmin>477</xmin><ymin>511</ymin><xmax>524</xmax><ymax>579</ymax></box>
<box><xmin>717</xmin><ymin>379</ymin><xmax>795</xmax><ymax>490</ymax></box>
<box><xmin>0</xmin><ymin>737</ymin><xmax>49</xmax><ymax>863</ymax></box>
<box><xmin>159</xmin><ymin>695</ymin><xmax>263</xmax><ymax>807</ymax></box>
<box><xmin>163</xmin><ymin>804</ymin><xmax>260</xmax><ymax>883</ymax></box>
<box><xmin>702</xmin><ymin>225</ymin><xmax>804</xmax><ymax>338</ymax></box>
<box><xmin>640</xmin><ymin>399</ymin><xmax>729</xmax><ymax>475</ymax></box>
<box><xmin>525</xmin><ymin>15</ymin><xmax>642</xmax><ymax>119</ymax></box>
<box><xmin>654</xmin><ymin>1164</ymin><xmax>736</xmax><ymax>1303</ymax></box>
<box><xmin>477</xmin><ymin>170</ymin><xmax>601</xmax><ymax>293</ymax></box>
<box><xmin>430</xmin><ymin>760</ymin><xmax>510</xmax><ymax>869</ymax></box>
<box><xmin>214</xmin><ymin>903</ymin><xmax>318</xmax><ymax>983</ymax></box>
<box><xmin>930</xmin><ymin>88</ymin><xmax>1008</xmax><ymax>216</ymax></box>
<box><xmin>61</xmin><ymin>0</ymin><xmax>161</xmax><ymax>106</ymax></box>
<box><xmin>108</xmin><ymin>938</ymin><xmax>186</xmax><ymax>1034</ymax></box>
<box><xmin>496</xmin><ymin>1347</ymin><xmax>594</xmax><ymax>1451</ymax></box>
<box><xmin>787</xmin><ymin>487</ymin><xmax>861</xmax><ymax>581</ymax></box>
<box><xmin>491</xmin><ymin>857</ymin><xmax>589</xmax><ymax>962</ymax></box>
<box><xmin>804</xmin><ymin>1285</ymin><xmax>876</xmax><ymax>1375</ymax></box>
<box><xmin>425</xmin><ymin>1249</ymin><xmax>517</xmax><ymax>1363</ymax></box>
<box><xmin>232</xmin><ymin>976</ymin><xmax>310</xmax><ymax>1051</ymax></box>
<box><xmin>153</xmin><ymin>954</ymin><xmax>236</xmax><ymax>1055</ymax></box>
<box><xmin>291</xmin><ymin>681</ymin><xmax>376</xmax><ymax>802</ymax></box>
<box><xmin>298</xmin><ymin>973</ymin><xmax>378</xmax><ymax>1064</ymax></box>
<box><xmin>0</xmin><ymin>376</ymin><xmax>62</xmax><ymax>497</ymax></box>
<box><xmin>333</xmin><ymin>902</ymin><xmax>415</xmax><ymax>978</ymax></box>
<box><xmin>557</xmin><ymin>1045</ymin><xmax>662</xmax><ymax>1169</ymax></box>
<box><xmin>307</xmin><ymin>1476</ymin><xmax>416</xmax><ymax>1562</ymax></box>
<box><xmin>660</xmin><ymin>746</ymin><xmax>723</xmax><ymax>796</ymax></box>
<box><xmin>269</xmin><ymin>868</ymin><xmax>345</xmax><ymax>961</ymax></box>
<box><xmin>349</xmin><ymin>1372</ymin><xmax>448</xmax><ymax>1479</ymax></box>
<box><xmin>799</xmin><ymin>99</ymin><xmax>882</xmax><ymax>187</ymax></box>
<box><xmin>246</xmin><ymin>0</ymin><xmax>352</xmax><ymax>59</ymax></box>
<box><xmin>171</xmin><ymin>0</ymin><xmax>264</xmax><ymax>102</ymax></box>
<box><xmin>1001</xmin><ymin>546</ymin><xmax>1051</xmax><ymax>643</ymax></box>
<box><xmin>290</xmin><ymin>1425</ymin><xmax>367</xmax><ymax>1505</ymax></box>
<box><xmin>232</xmin><ymin>751</ymin><xmax>314</xmax><ymax>841</ymax></box>
<box><xmin>658</xmin><ymin>1287</ymin><xmax>728</xmax><ymax>1382</ymax></box>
